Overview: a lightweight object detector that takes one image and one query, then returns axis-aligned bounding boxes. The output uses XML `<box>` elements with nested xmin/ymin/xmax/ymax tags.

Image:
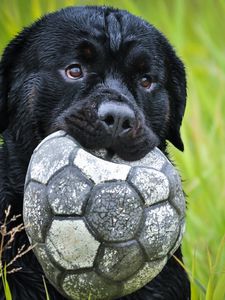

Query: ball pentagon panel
<box><xmin>47</xmin><ymin>166</ymin><xmax>92</xmax><ymax>216</ymax></box>
<box><xmin>23</xmin><ymin>182</ymin><xmax>51</xmax><ymax>243</ymax></box>
<box><xmin>86</xmin><ymin>182</ymin><xmax>143</xmax><ymax>242</ymax></box>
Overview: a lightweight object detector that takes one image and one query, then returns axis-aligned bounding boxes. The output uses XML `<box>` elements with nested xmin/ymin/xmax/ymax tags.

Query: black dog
<box><xmin>0</xmin><ymin>6</ymin><xmax>190</xmax><ymax>300</ymax></box>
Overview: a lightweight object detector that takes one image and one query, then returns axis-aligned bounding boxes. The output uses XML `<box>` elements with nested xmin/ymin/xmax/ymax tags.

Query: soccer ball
<box><xmin>23</xmin><ymin>130</ymin><xmax>186</xmax><ymax>300</ymax></box>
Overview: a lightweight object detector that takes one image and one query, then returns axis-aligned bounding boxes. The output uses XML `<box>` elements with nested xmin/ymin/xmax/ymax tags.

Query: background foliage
<box><xmin>0</xmin><ymin>0</ymin><xmax>225</xmax><ymax>299</ymax></box>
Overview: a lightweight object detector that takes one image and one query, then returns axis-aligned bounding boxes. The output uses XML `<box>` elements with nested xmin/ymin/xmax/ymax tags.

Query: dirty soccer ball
<box><xmin>23</xmin><ymin>130</ymin><xmax>186</xmax><ymax>300</ymax></box>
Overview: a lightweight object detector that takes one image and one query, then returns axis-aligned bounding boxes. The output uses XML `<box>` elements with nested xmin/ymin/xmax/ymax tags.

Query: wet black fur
<box><xmin>0</xmin><ymin>6</ymin><xmax>190</xmax><ymax>300</ymax></box>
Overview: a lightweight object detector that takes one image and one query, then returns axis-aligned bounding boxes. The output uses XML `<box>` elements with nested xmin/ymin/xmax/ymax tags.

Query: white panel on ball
<box><xmin>46</xmin><ymin>219</ymin><xmax>100</xmax><ymax>269</ymax></box>
<box><xmin>30</xmin><ymin>137</ymin><xmax>74</xmax><ymax>184</ymax></box>
<box><xmin>74</xmin><ymin>148</ymin><xmax>131</xmax><ymax>184</ymax></box>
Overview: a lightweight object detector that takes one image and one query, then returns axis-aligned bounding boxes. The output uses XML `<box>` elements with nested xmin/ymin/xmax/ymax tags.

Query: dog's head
<box><xmin>0</xmin><ymin>6</ymin><xmax>186</xmax><ymax>161</ymax></box>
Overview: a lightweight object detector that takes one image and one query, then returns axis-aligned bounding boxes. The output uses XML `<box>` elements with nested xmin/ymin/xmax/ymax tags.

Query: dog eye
<box><xmin>140</xmin><ymin>76</ymin><xmax>152</xmax><ymax>89</ymax></box>
<box><xmin>66</xmin><ymin>64</ymin><xmax>83</xmax><ymax>79</ymax></box>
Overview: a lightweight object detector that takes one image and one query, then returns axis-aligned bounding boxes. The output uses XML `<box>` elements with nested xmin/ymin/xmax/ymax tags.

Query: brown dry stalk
<box><xmin>0</xmin><ymin>205</ymin><xmax>36</xmax><ymax>276</ymax></box>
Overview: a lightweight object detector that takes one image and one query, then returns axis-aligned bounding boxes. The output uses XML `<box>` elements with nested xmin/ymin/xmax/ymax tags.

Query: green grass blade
<box><xmin>212</xmin><ymin>272</ymin><xmax>225</xmax><ymax>300</ymax></box>
<box><xmin>2</xmin><ymin>265</ymin><xmax>12</xmax><ymax>300</ymax></box>
<box><xmin>42</xmin><ymin>276</ymin><xmax>51</xmax><ymax>300</ymax></box>
<box><xmin>214</xmin><ymin>235</ymin><xmax>225</xmax><ymax>270</ymax></box>
<box><xmin>190</xmin><ymin>250</ymin><xmax>199</xmax><ymax>300</ymax></box>
<box><xmin>205</xmin><ymin>275</ymin><xmax>214</xmax><ymax>300</ymax></box>
<box><xmin>190</xmin><ymin>250</ymin><xmax>206</xmax><ymax>298</ymax></box>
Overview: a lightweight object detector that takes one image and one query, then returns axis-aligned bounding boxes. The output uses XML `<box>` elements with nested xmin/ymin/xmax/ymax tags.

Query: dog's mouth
<box><xmin>50</xmin><ymin>122</ymin><xmax>160</xmax><ymax>162</ymax></box>
<box><xmin>51</xmin><ymin>102</ymin><xmax>160</xmax><ymax>162</ymax></box>
<box><xmin>88</xmin><ymin>147</ymin><xmax>116</xmax><ymax>162</ymax></box>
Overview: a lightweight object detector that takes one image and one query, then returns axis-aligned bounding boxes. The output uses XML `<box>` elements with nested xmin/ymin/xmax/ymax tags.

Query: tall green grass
<box><xmin>0</xmin><ymin>0</ymin><xmax>225</xmax><ymax>299</ymax></box>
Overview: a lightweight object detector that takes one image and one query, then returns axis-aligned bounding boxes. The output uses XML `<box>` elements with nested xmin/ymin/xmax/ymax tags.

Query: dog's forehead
<box><xmin>37</xmin><ymin>7</ymin><xmax>159</xmax><ymax>56</ymax></box>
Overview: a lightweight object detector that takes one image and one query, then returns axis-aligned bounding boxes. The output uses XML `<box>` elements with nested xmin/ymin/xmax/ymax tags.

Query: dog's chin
<box><xmin>88</xmin><ymin>144</ymin><xmax>153</xmax><ymax>162</ymax></box>
<box><xmin>49</xmin><ymin>122</ymin><xmax>159</xmax><ymax>162</ymax></box>
<box><xmin>73</xmin><ymin>134</ymin><xmax>159</xmax><ymax>162</ymax></box>
<box><xmin>87</xmin><ymin>137</ymin><xmax>159</xmax><ymax>162</ymax></box>
<box><xmin>87</xmin><ymin>148</ymin><xmax>115</xmax><ymax>161</ymax></box>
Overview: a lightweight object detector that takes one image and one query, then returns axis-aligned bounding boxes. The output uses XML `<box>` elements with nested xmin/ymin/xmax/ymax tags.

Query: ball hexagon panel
<box><xmin>172</xmin><ymin>191</ymin><xmax>186</xmax><ymax>218</ymax></box>
<box><xmin>29</xmin><ymin>136</ymin><xmax>75</xmax><ymax>185</ymax></box>
<box><xmin>122</xmin><ymin>257</ymin><xmax>167</xmax><ymax>296</ymax></box>
<box><xmin>23</xmin><ymin>182</ymin><xmax>51</xmax><ymax>243</ymax></box>
<box><xmin>62</xmin><ymin>271</ymin><xmax>120</xmax><ymax>300</ymax></box>
<box><xmin>33</xmin><ymin>244</ymin><xmax>61</xmax><ymax>286</ymax></box>
<box><xmin>128</xmin><ymin>167</ymin><xmax>170</xmax><ymax>206</ymax></box>
<box><xmin>97</xmin><ymin>241</ymin><xmax>144</xmax><ymax>281</ymax></box>
<box><xmin>86</xmin><ymin>182</ymin><xmax>143</xmax><ymax>242</ymax></box>
<box><xmin>74</xmin><ymin>148</ymin><xmax>131</xmax><ymax>184</ymax></box>
<box><xmin>163</xmin><ymin>164</ymin><xmax>186</xmax><ymax>217</ymax></box>
<box><xmin>170</xmin><ymin>219</ymin><xmax>186</xmax><ymax>256</ymax></box>
<box><xmin>47</xmin><ymin>166</ymin><xmax>92</xmax><ymax>215</ymax></box>
<box><xmin>111</xmin><ymin>147</ymin><xmax>166</xmax><ymax>171</ymax></box>
<box><xmin>46</xmin><ymin>219</ymin><xmax>100</xmax><ymax>270</ymax></box>
<box><xmin>139</xmin><ymin>203</ymin><xmax>180</xmax><ymax>260</ymax></box>
<box><xmin>34</xmin><ymin>130</ymin><xmax>67</xmax><ymax>152</ymax></box>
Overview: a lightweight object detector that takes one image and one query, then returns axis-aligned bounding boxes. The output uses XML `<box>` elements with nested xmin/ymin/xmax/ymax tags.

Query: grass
<box><xmin>0</xmin><ymin>206</ymin><xmax>35</xmax><ymax>300</ymax></box>
<box><xmin>43</xmin><ymin>276</ymin><xmax>51</xmax><ymax>300</ymax></box>
<box><xmin>1</xmin><ymin>265</ymin><xmax>12</xmax><ymax>300</ymax></box>
<box><xmin>0</xmin><ymin>0</ymin><xmax>225</xmax><ymax>299</ymax></box>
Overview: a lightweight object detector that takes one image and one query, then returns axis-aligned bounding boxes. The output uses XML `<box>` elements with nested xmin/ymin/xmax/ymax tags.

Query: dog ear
<box><xmin>0</xmin><ymin>26</ymin><xmax>33</xmax><ymax>134</ymax></box>
<box><xmin>163</xmin><ymin>42</ymin><xmax>187</xmax><ymax>151</ymax></box>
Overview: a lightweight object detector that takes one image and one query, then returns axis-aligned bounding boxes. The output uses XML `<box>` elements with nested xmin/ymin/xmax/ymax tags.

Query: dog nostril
<box><xmin>98</xmin><ymin>102</ymin><xmax>136</xmax><ymax>136</ymax></box>
<box><xmin>104</xmin><ymin>115</ymin><xmax>114</xmax><ymax>126</ymax></box>
<box><xmin>122</xmin><ymin>119</ymin><xmax>132</xmax><ymax>130</ymax></box>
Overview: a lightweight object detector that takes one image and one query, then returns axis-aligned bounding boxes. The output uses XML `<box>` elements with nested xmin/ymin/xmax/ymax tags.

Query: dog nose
<box><xmin>98</xmin><ymin>102</ymin><xmax>135</xmax><ymax>137</ymax></box>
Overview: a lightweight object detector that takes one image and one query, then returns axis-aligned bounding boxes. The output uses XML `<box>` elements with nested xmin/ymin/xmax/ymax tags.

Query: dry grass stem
<box><xmin>0</xmin><ymin>205</ymin><xmax>36</xmax><ymax>276</ymax></box>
